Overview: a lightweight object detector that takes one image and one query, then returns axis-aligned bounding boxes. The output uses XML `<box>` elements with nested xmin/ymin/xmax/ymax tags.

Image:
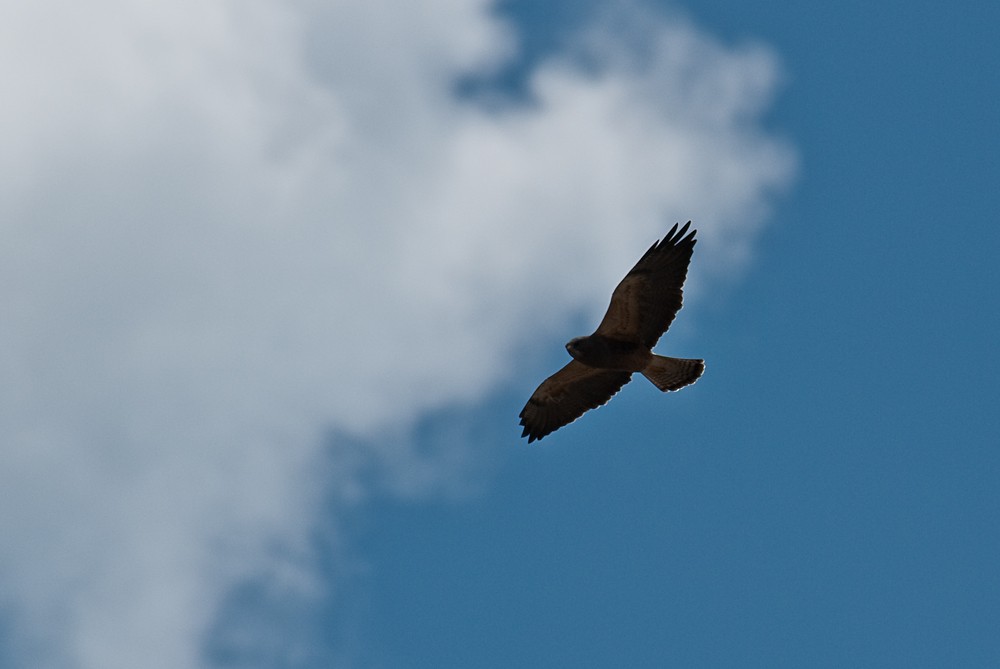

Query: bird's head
<box><xmin>565</xmin><ymin>336</ymin><xmax>588</xmax><ymax>360</ymax></box>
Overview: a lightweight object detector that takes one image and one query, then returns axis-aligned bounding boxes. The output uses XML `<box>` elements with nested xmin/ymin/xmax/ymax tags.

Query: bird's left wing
<box><xmin>519</xmin><ymin>360</ymin><xmax>633</xmax><ymax>443</ymax></box>
<box><xmin>595</xmin><ymin>222</ymin><xmax>697</xmax><ymax>348</ymax></box>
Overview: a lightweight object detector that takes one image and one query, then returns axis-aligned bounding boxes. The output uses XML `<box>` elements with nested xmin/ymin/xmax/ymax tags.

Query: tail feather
<box><xmin>641</xmin><ymin>355</ymin><xmax>705</xmax><ymax>392</ymax></box>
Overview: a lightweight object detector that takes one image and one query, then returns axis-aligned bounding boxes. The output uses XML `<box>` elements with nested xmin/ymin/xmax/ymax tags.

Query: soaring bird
<box><xmin>519</xmin><ymin>222</ymin><xmax>704</xmax><ymax>443</ymax></box>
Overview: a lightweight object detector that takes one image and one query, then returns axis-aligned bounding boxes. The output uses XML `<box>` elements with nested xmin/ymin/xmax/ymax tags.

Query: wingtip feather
<box><xmin>655</xmin><ymin>221</ymin><xmax>696</xmax><ymax>251</ymax></box>
<box><xmin>675</xmin><ymin>220</ymin><xmax>691</xmax><ymax>240</ymax></box>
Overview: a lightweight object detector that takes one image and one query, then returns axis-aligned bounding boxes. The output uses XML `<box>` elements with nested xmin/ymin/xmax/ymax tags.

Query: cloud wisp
<box><xmin>0</xmin><ymin>1</ymin><xmax>794</xmax><ymax>666</ymax></box>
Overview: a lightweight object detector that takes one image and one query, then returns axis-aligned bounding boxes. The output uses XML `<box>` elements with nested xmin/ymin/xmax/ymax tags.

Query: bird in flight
<box><xmin>519</xmin><ymin>221</ymin><xmax>705</xmax><ymax>443</ymax></box>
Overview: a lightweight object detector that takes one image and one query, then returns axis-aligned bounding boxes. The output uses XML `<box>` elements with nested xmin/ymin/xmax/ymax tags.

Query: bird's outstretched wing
<box><xmin>594</xmin><ymin>222</ymin><xmax>697</xmax><ymax>348</ymax></box>
<box><xmin>519</xmin><ymin>360</ymin><xmax>633</xmax><ymax>443</ymax></box>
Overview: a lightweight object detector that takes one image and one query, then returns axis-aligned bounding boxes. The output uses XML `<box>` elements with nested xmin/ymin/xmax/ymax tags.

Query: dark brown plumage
<box><xmin>519</xmin><ymin>222</ymin><xmax>705</xmax><ymax>443</ymax></box>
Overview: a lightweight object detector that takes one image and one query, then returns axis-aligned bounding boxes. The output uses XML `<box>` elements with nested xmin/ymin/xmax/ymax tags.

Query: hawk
<box><xmin>519</xmin><ymin>221</ymin><xmax>705</xmax><ymax>443</ymax></box>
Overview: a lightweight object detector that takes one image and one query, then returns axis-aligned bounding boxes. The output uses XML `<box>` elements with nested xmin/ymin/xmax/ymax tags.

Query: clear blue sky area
<box><xmin>341</xmin><ymin>1</ymin><xmax>1000</xmax><ymax>666</ymax></box>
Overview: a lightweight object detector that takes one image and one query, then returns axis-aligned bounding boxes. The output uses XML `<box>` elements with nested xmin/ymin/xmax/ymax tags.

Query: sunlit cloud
<box><xmin>0</xmin><ymin>1</ymin><xmax>794</xmax><ymax>666</ymax></box>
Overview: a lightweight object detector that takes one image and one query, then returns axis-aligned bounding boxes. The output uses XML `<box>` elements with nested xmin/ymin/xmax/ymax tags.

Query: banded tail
<box><xmin>641</xmin><ymin>355</ymin><xmax>705</xmax><ymax>392</ymax></box>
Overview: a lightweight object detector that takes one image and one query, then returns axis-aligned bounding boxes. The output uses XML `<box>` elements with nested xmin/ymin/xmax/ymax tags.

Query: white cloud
<box><xmin>0</xmin><ymin>1</ymin><xmax>794</xmax><ymax>666</ymax></box>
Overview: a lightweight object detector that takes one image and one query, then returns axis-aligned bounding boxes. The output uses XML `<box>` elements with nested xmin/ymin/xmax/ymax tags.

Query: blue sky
<box><xmin>1</xmin><ymin>1</ymin><xmax>998</xmax><ymax>668</ymax></box>
<box><xmin>345</xmin><ymin>1</ymin><xmax>1000</xmax><ymax>667</ymax></box>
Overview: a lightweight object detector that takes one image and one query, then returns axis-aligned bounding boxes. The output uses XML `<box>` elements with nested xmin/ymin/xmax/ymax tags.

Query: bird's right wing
<box><xmin>518</xmin><ymin>360</ymin><xmax>633</xmax><ymax>443</ymax></box>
